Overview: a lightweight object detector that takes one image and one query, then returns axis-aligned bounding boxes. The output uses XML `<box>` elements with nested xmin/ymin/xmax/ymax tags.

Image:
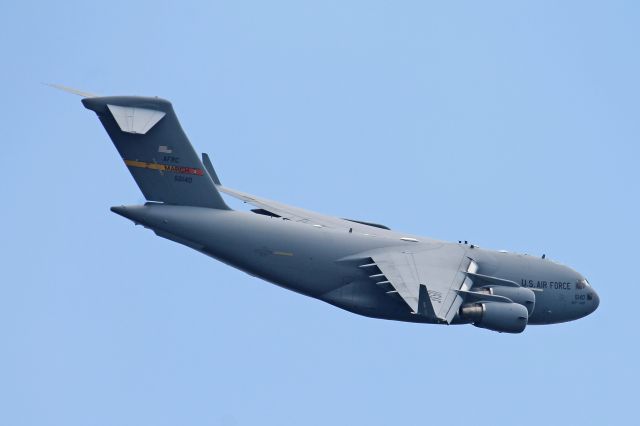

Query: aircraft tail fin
<box><xmin>82</xmin><ymin>96</ymin><xmax>229</xmax><ymax>210</ymax></box>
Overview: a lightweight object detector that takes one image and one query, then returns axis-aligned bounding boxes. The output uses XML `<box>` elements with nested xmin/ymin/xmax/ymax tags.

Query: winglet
<box><xmin>202</xmin><ymin>153</ymin><xmax>222</xmax><ymax>185</ymax></box>
<box><xmin>45</xmin><ymin>83</ymin><xmax>98</xmax><ymax>98</ymax></box>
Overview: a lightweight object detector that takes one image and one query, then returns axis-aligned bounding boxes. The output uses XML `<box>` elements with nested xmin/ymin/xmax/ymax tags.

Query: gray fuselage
<box><xmin>112</xmin><ymin>203</ymin><xmax>599</xmax><ymax>326</ymax></box>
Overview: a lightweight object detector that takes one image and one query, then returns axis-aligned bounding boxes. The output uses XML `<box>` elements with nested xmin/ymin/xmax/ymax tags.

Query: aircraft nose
<box><xmin>575</xmin><ymin>276</ymin><xmax>599</xmax><ymax>317</ymax></box>
<box><xmin>588</xmin><ymin>289</ymin><xmax>600</xmax><ymax>314</ymax></box>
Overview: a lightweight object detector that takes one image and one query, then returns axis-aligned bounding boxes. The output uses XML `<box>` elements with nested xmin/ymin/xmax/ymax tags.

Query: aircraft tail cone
<box><xmin>110</xmin><ymin>205</ymin><xmax>150</xmax><ymax>226</ymax></box>
<box><xmin>110</xmin><ymin>205</ymin><xmax>132</xmax><ymax>219</ymax></box>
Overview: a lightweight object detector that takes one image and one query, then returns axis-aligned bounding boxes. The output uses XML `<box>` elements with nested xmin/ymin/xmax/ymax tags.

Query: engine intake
<box><xmin>460</xmin><ymin>301</ymin><xmax>529</xmax><ymax>333</ymax></box>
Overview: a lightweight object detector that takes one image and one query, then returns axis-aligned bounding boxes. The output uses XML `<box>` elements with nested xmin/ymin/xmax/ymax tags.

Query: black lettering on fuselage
<box><xmin>520</xmin><ymin>278</ymin><xmax>572</xmax><ymax>291</ymax></box>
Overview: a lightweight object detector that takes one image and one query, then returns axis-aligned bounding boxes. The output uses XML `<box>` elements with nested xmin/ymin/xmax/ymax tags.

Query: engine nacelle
<box><xmin>460</xmin><ymin>302</ymin><xmax>529</xmax><ymax>333</ymax></box>
<box><xmin>490</xmin><ymin>286</ymin><xmax>536</xmax><ymax>315</ymax></box>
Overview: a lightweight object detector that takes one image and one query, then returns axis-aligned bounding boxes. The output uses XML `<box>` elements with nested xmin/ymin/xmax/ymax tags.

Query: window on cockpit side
<box><xmin>576</xmin><ymin>279</ymin><xmax>590</xmax><ymax>290</ymax></box>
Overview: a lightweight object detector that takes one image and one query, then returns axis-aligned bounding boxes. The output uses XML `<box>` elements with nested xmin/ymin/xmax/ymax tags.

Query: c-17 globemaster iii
<box><xmin>64</xmin><ymin>88</ymin><xmax>599</xmax><ymax>333</ymax></box>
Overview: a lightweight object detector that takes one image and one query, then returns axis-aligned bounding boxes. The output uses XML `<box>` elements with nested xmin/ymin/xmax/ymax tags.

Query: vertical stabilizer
<box><xmin>82</xmin><ymin>96</ymin><xmax>229</xmax><ymax>210</ymax></box>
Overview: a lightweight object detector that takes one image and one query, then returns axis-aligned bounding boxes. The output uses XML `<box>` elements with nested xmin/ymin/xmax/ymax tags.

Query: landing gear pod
<box><xmin>460</xmin><ymin>302</ymin><xmax>529</xmax><ymax>333</ymax></box>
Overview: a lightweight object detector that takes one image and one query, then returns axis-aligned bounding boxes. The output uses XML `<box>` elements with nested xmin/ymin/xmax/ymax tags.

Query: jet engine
<box><xmin>489</xmin><ymin>286</ymin><xmax>536</xmax><ymax>315</ymax></box>
<box><xmin>460</xmin><ymin>301</ymin><xmax>529</xmax><ymax>333</ymax></box>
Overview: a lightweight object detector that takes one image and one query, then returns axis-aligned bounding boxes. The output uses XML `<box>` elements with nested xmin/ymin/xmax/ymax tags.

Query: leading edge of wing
<box><xmin>217</xmin><ymin>185</ymin><xmax>378</xmax><ymax>232</ymax></box>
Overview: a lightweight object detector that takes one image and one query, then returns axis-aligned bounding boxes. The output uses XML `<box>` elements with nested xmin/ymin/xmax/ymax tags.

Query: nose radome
<box><xmin>589</xmin><ymin>290</ymin><xmax>600</xmax><ymax>313</ymax></box>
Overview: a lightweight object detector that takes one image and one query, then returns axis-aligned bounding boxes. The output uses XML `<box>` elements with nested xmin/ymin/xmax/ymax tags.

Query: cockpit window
<box><xmin>576</xmin><ymin>279</ymin><xmax>590</xmax><ymax>290</ymax></box>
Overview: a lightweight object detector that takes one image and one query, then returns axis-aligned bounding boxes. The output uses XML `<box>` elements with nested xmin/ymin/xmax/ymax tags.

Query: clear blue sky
<box><xmin>1</xmin><ymin>1</ymin><xmax>638</xmax><ymax>425</ymax></box>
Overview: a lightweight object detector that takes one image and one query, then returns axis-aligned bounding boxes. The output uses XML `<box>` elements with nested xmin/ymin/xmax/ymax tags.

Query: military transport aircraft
<box><xmin>61</xmin><ymin>87</ymin><xmax>599</xmax><ymax>333</ymax></box>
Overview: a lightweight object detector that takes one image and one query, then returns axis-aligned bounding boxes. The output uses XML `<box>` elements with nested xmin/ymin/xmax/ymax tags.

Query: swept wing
<box><xmin>365</xmin><ymin>246</ymin><xmax>478</xmax><ymax>323</ymax></box>
<box><xmin>217</xmin><ymin>185</ymin><xmax>390</xmax><ymax>235</ymax></box>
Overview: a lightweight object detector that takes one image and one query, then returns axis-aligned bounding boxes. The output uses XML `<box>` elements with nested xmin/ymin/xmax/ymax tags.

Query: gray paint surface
<box><xmin>83</xmin><ymin>95</ymin><xmax>599</xmax><ymax>333</ymax></box>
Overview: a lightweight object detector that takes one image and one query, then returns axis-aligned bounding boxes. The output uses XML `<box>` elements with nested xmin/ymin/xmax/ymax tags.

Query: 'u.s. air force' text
<box><xmin>520</xmin><ymin>279</ymin><xmax>572</xmax><ymax>290</ymax></box>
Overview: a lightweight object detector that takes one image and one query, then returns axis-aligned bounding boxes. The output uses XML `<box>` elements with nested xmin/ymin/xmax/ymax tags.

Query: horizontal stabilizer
<box><xmin>47</xmin><ymin>83</ymin><xmax>98</xmax><ymax>98</ymax></box>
